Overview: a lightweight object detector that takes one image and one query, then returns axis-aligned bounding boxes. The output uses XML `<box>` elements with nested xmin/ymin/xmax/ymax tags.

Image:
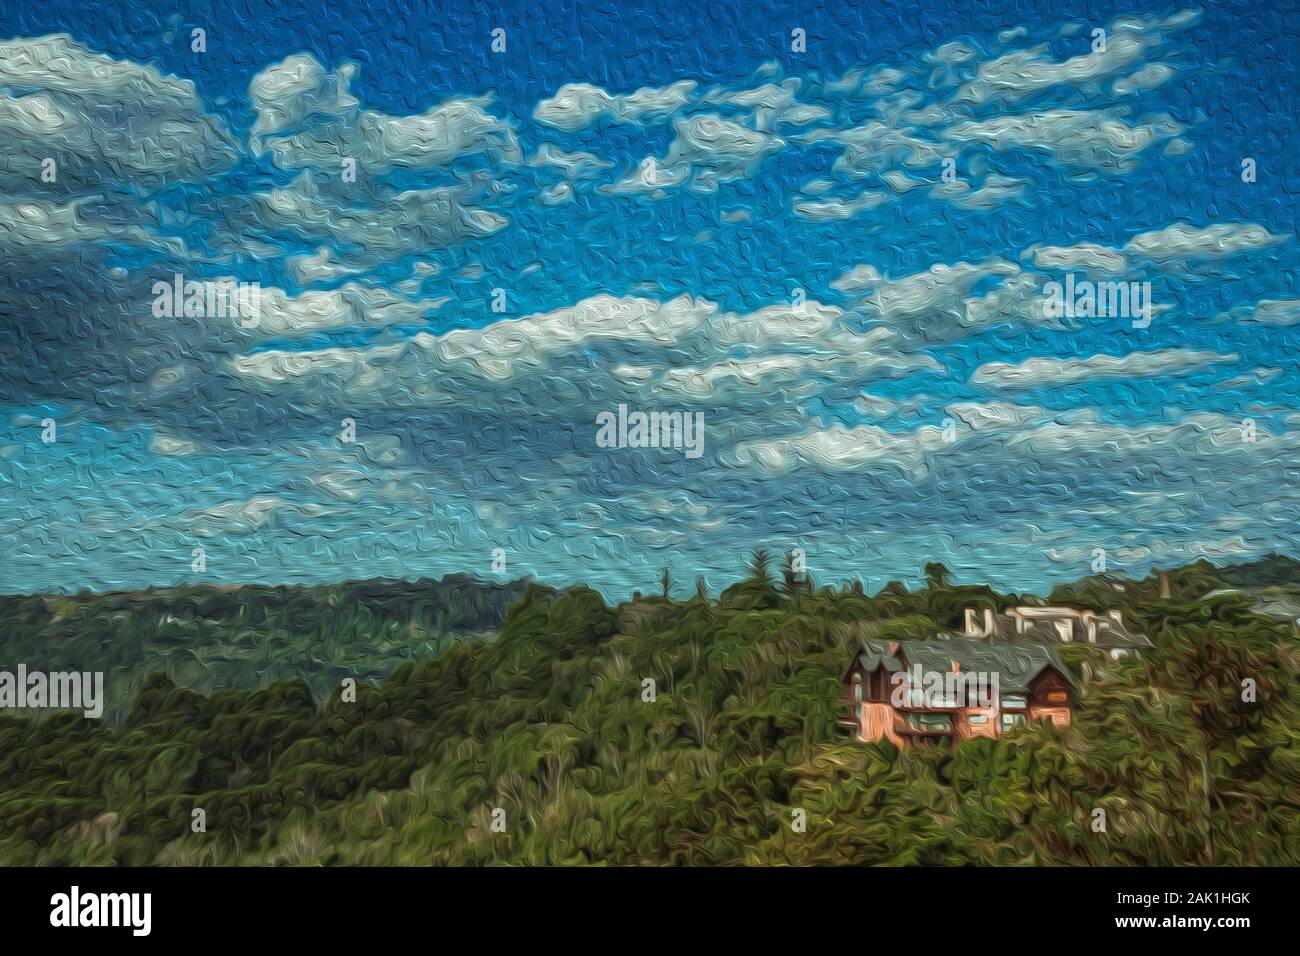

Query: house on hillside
<box><xmin>838</xmin><ymin>639</ymin><xmax>1076</xmax><ymax>747</ymax></box>
<box><xmin>961</xmin><ymin>605</ymin><xmax>1150</xmax><ymax>655</ymax></box>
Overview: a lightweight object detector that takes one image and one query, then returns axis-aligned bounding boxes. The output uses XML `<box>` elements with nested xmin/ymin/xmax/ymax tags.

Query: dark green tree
<box><xmin>924</xmin><ymin>562</ymin><xmax>952</xmax><ymax>590</ymax></box>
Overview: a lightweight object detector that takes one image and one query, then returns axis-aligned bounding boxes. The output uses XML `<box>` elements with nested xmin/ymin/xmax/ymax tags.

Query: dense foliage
<box><xmin>0</xmin><ymin>559</ymin><xmax>1296</xmax><ymax>865</ymax></box>
<box><xmin>0</xmin><ymin>575</ymin><xmax>540</xmax><ymax>721</ymax></box>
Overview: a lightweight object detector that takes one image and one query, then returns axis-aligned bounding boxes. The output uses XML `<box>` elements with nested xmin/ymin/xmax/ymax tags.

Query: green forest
<box><xmin>0</xmin><ymin>555</ymin><xmax>1296</xmax><ymax>865</ymax></box>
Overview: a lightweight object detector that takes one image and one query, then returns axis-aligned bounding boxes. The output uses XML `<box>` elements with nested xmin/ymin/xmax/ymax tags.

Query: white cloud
<box><xmin>1213</xmin><ymin>367</ymin><xmax>1284</xmax><ymax>390</ymax></box>
<box><xmin>954</xmin><ymin>33</ymin><xmax>1149</xmax><ymax>104</ymax></box>
<box><xmin>527</xmin><ymin>143</ymin><xmax>613</xmax><ymax>179</ymax></box>
<box><xmin>881</xmin><ymin>170</ymin><xmax>927</xmax><ymax>194</ymax></box>
<box><xmin>729</xmin><ymin>423</ymin><xmax>943</xmax><ymax>477</ymax></box>
<box><xmin>435</xmin><ymin>295</ymin><xmax>713</xmax><ymax>377</ymax></box>
<box><xmin>603</xmin><ymin>156</ymin><xmax>690</xmax><ymax>195</ymax></box>
<box><xmin>285</xmin><ymin>247</ymin><xmax>367</xmax><ymax>284</ymax></box>
<box><xmin>947</xmin><ymin>401</ymin><xmax>1046</xmax><ymax>431</ymax></box>
<box><xmin>607</xmin><ymin>114</ymin><xmax>785</xmax><ymax>195</ymax></box>
<box><xmin>929</xmin><ymin>174</ymin><xmax>1028</xmax><ymax>210</ymax></box>
<box><xmin>1235</xmin><ymin>298</ymin><xmax>1300</xmax><ymax>326</ymax></box>
<box><xmin>533</xmin><ymin>80</ymin><xmax>695</xmax><ymax>130</ymax></box>
<box><xmin>0</xmin><ymin>35</ymin><xmax>237</xmax><ymax>193</ymax></box>
<box><xmin>862</xmin><ymin>259</ymin><xmax>1021</xmax><ymax>317</ymax></box>
<box><xmin>1124</xmin><ymin>222</ymin><xmax>1288</xmax><ymax>263</ymax></box>
<box><xmin>972</xmin><ymin>348</ymin><xmax>1237</xmax><ymax>389</ymax></box>
<box><xmin>0</xmin><ymin>198</ymin><xmax>113</xmax><ymax>249</ymax></box>
<box><xmin>792</xmin><ymin>189</ymin><xmax>889</xmax><ymax>221</ymax></box>
<box><xmin>666</xmin><ymin>113</ymin><xmax>786</xmax><ymax>191</ymax></box>
<box><xmin>702</xmin><ymin>79</ymin><xmax>830</xmax><ymax>130</ymax></box>
<box><xmin>250</xmin><ymin>55</ymin><xmax>519</xmax><ymax>171</ymax></box>
<box><xmin>951</xmin><ymin>12</ymin><xmax>1199</xmax><ymax>106</ymax></box>
<box><xmin>232</xmin><ymin>294</ymin><xmax>720</xmax><ymax>393</ymax></box>
<box><xmin>830</xmin><ymin>264</ymin><xmax>886</xmax><ymax>294</ymax></box>
<box><xmin>181</xmin><ymin>496</ymin><xmax>335</xmax><ymax>536</ymax></box>
<box><xmin>1027</xmin><ymin>242</ymin><xmax>1130</xmax><ymax>274</ymax></box>
<box><xmin>247</xmin><ymin>283</ymin><xmax>447</xmax><ymax>337</ymax></box>
<box><xmin>150</xmin><ymin>433</ymin><xmax>202</xmax><ymax>457</ymax></box>
<box><xmin>813</xmin><ymin>121</ymin><xmax>943</xmax><ymax>177</ymax></box>
<box><xmin>832</xmin><ymin>259</ymin><xmax>1037</xmax><ymax>340</ymax></box>
<box><xmin>704</xmin><ymin>80</ymin><xmax>798</xmax><ymax>111</ymax></box>
<box><xmin>248</xmin><ymin>54</ymin><xmax>359</xmax><ymax>144</ymax></box>
<box><xmin>728</xmin><ymin>404</ymin><xmax>1293</xmax><ymax>485</ymax></box>
<box><xmin>263</xmin><ymin>97</ymin><xmax>520</xmax><ymax>171</ymax></box>
<box><xmin>228</xmin><ymin>173</ymin><xmax>507</xmax><ymax>255</ymax></box>
<box><xmin>620</xmin><ymin>347</ymin><xmax>934</xmax><ymax>401</ymax></box>
<box><xmin>1112</xmin><ymin>62</ymin><xmax>1177</xmax><ymax>96</ymax></box>
<box><xmin>1009</xmin><ymin>412</ymin><xmax>1284</xmax><ymax>457</ymax></box>
<box><xmin>945</xmin><ymin>108</ymin><xmax>1183</xmax><ymax>174</ymax></box>
<box><xmin>539</xmin><ymin>181</ymin><xmax>575</xmax><ymax>205</ymax></box>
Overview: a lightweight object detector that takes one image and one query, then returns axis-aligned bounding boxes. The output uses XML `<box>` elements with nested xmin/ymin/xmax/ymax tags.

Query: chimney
<box><xmin>950</xmin><ymin>660</ymin><xmax>961</xmax><ymax>673</ymax></box>
<box><xmin>964</xmin><ymin>607</ymin><xmax>978</xmax><ymax>636</ymax></box>
<box><xmin>887</xmin><ymin>641</ymin><xmax>901</xmax><ymax>656</ymax></box>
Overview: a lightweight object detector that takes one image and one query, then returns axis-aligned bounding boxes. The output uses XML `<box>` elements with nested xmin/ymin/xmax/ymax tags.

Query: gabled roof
<box><xmin>849</xmin><ymin>638</ymin><xmax>1078</xmax><ymax>692</ymax></box>
<box><xmin>850</xmin><ymin>641</ymin><xmax>908</xmax><ymax>676</ymax></box>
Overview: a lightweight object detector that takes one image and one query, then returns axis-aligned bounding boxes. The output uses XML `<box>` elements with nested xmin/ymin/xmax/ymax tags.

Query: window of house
<box><xmin>1000</xmin><ymin>695</ymin><xmax>1027</xmax><ymax>709</ymax></box>
<box><xmin>1001</xmin><ymin>712</ymin><xmax>1027</xmax><ymax>731</ymax></box>
<box><xmin>853</xmin><ymin>679</ymin><xmax>863</xmax><ymax>708</ymax></box>
<box><xmin>1044</xmin><ymin>690</ymin><xmax>1068</xmax><ymax>705</ymax></box>
<box><xmin>967</xmin><ymin>714</ymin><xmax>989</xmax><ymax>725</ymax></box>
<box><xmin>929</xmin><ymin>685</ymin><xmax>958</xmax><ymax>708</ymax></box>
<box><xmin>908</xmin><ymin>712</ymin><xmax>953</xmax><ymax>733</ymax></box>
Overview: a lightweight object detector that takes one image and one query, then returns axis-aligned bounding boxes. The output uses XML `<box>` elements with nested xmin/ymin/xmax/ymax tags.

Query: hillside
<box><xmin>0</xmin><ymin>575</ymin><xmax>545</xmax><ymax>721</ymax></box>
<box><xmin>0</xmin><ymin>559</ymin><xmax>1296</xmax><ymax>865</ymax></box>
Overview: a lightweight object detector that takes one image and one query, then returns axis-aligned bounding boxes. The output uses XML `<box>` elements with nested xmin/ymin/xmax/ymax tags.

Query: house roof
<box><xmin>851</xmin><ymin>638</ymin><xmax>1078</xmax><ymax>692</ymax></box>
<box><xmin>984</xmin><ymin>613</ymin><xmax>1151</xmax><ymax>647</ymax></box>
<box><xmin>986</xmin><ymin>616</ymin><xmax>1064</xmax><ymax>644</ymax></box>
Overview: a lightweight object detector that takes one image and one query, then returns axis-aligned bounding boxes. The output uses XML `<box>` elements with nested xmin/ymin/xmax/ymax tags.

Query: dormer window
<box><xmin>908</xmin><ymin>712</ymin><xmax>953</xmax><ymax>733</ymax></box>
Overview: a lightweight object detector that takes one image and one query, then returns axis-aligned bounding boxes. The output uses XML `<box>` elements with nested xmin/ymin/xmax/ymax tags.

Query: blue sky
<box><xmin>1</xmin><ymin>0</ymin><xmax>1298</xmax><ymax>597</ymax></box>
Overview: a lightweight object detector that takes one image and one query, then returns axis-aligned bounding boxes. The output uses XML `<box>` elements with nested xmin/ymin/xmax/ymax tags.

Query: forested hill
<box><xmin>0</xmin><ymin>575</ymin><xmax>547</xmax><ymax>721</ymax></box>
<box><xmin>0</xmin><ymin>555</ymin><xmax>1296</xmax><ymax>865</ymax></box>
